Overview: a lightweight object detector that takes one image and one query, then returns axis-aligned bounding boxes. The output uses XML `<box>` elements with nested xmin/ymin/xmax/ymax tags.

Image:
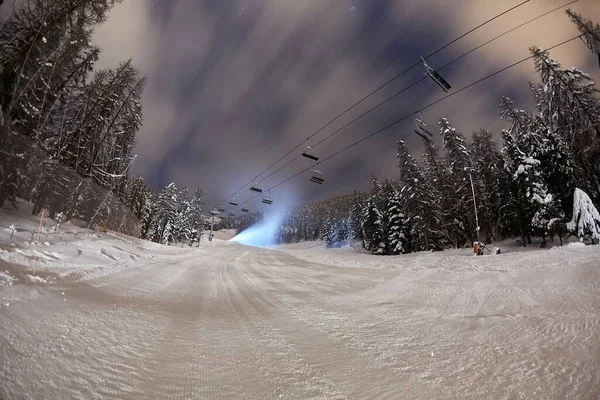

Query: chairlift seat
<box><xmin>422</xmin><ymin>58</ymin><xmax>451</xmax><ymax>92</ymax></box>
<box><xmin>414</xmin><ymin>113</ymin><xmax>434</xmax><ymax>142</ymax></box>
<box><xmin>310</xmin><ymin>170</ymin><xmax>325</xmax><ymax>184</ymax></box>
<box><xmin>262</xmin><ymin>190</ymin><xmax>273</xmax><ymax>205</ymax></box>
<box><xmin>301</xmin><ymin>145</ymin><xmax>319</xmax><ymax>161</ymax></box>
<box><xmin>250</xmin><ymin>185</ymin><xmax>262</xmax><ymax>193</ymax></box>
<box><xmin>241</xmin><ymin>206</ymin><xmax>249</xmax><ymax>213</ymax></box>
<box><xmin>429</xmin><ymin>70</ymin><xmax>451</xmax><ymax>92</ymax></box>
<box><xmin>302</xmin><ymin>152</ymin><xmax>319</xmax><ymax>161</ymax></box>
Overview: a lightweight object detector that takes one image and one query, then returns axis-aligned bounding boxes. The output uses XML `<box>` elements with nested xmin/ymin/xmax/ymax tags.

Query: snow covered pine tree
<box><xmin>567</xmin><ymin>188</ymin><xmax>600</xmax><ymax>244</ymax></box>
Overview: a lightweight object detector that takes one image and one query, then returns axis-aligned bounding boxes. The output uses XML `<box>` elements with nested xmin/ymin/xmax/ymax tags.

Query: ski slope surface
<box><xmin>1</xmin><ymin>226</ymin><xmax>600</xmax><ymax>398</ymax></box>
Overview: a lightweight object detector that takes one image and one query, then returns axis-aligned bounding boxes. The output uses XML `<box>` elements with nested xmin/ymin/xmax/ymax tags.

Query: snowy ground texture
<box><xmin>1</xmin><ymin>207</ymin><xmax>600</xmax><ymax>399</ymax></box>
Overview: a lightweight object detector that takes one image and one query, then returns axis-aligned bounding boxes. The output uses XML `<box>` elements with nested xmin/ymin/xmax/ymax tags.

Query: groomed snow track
<box><xmin>1</xmin><ymin>240</ymin><xmax>599</xmax><ymax>399</ymax></box>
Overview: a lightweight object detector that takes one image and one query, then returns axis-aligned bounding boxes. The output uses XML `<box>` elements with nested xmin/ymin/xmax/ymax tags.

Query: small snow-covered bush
<box><xmin>567</xmin><ymin>188</ymin><xmax>600</xmax><ymax>244</ymax></box>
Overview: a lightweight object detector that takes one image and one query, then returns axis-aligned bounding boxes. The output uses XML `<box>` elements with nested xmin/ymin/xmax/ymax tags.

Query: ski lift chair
<box><xmin>414</xmin><ymin>113</ymin><xmax>434</xmax><ymax>142</ymax></box>
<box><xmin>228</xmin><ymin>212</ymin><xmax>235</xmax><ymax>217</ymax></box>
<box><xmin>262</xmin><ymin>191</ymin><xmax>273</xmax><ymax>205</ymax></box>
<box><xmin>422</xmin><ymin>58</ymin><xmax>451</xmax><ymax>92</ymax></box>
<box><xmin>241</xmin><ymin>205</ymin><xmax>250</xmax><ymax>213</ymax></box>
<box><xmin>301</xmin><ymin>144</ymin><xmax>319</xmax><ymax>161</ymax></box>
<box><xmin>218</xmin><ymin>206</ymin><xmax>225</xmax><ymax>212</ymax></box>
<box><xmin>310</xmin><ymin>169</ymin><xmax>325</xmax><ymax>185</ymax></box>
<box><xmin>228</xmin><ymin>197</ymin><xmax>238</xmax><ymax>206</ymax></box>
<box><xmin>250</xmin><ymin>182</ymin><xmax>263</xmax><ymax>193</ymax></box>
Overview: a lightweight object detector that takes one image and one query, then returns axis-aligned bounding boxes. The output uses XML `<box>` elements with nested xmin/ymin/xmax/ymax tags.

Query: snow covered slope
<box><xmin>1</xmin><ymin>207</ymin><xmax>599</xmax><ymax>399</ymax></box>
<box><xmin>0</xmin><ymin>202</ymin><xmax>196</xmax><ymax>296</ymax></box>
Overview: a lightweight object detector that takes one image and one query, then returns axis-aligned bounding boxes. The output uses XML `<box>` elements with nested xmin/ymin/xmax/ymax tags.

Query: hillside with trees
<box><xmin>0</xmin><ymin>0</ymin><xmax>207</xmax><ymax>243</ymax></box>
<box><xmin>275</xmin><ymin>10</ymin><xmax>600</xmax><ymax>254</ymax></box>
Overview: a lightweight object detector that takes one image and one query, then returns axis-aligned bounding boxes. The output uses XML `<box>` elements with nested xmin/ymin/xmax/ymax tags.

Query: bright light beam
<box><xmin>230</xmin><ymin>212</ymin><xmax>284</xmax><ymax>248</ymax></box>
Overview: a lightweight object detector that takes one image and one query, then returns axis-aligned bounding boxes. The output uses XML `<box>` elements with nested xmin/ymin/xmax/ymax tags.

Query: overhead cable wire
<box><xmin>240</xmin><ymin>1</ymin><xmax>580</xmax><ymax>205</ymax></box>
<box><xmin>247</xmin><ymin>0</ymin><xmax>580</xmax><ymax>192</ymax></box>
<box><xmin>224</xmin><ymin>0</ymin><xmax>532</xmax><ymax>202</ymax></box>
<box><xmin>244</xmin><ymin>35</ymin><xmax>581</xmax><ymax>203</ymax></box>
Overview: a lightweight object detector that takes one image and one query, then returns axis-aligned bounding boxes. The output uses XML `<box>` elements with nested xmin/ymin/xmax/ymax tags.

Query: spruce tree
<box><xmin>173</xmin><ymin>186</ymin><xmax>191</xmax><ymax>244</ymax></box>
<box><xmin>189</xmin><ymin>188</ymin><xmax>205</xmax><ymax>236</ymax></box>
<box><xmin>470</xmin><ymin>129</ymin><xmax>507</xmax><ymax>242</ymax></box>
<box><xmin>152</xmin><ymin>182</ymin><xmax>178</xmax><ymax>244</ymax></box>
<box><xmin>439</xmin><ymin>118</ymin><xmax>475</xmax><ymax>248</ymax></box>
<box><xmin>0</xmin><ymin>116</ymin><xmax>24</xmax><ymax>208</ymax></box>
<box><xmin>362</xmin><ymin>196</ymin><xmax>380</xmax><ymax>253</ymax></box>
<box><xmin>349</xmin><ymin>190</ymin><xmax>365</xmax><ymax>248</ymax></box>
<box><xmin>420</xmin><ymin>140</ymin><xmax>449</xmax><ymax>249</ymax></box>
<box><xmin>387</xmin><ymin>187</ymin><xmax>408</xmax><ymax>254</ymax></box>
<box><xmin>529</xmin><ymin>46</ymin><xmax>599</xmax><ymax>206</ymax></box>
<box><xmin>501</xmin><ymin>98</ymin><xmax>560</xmax><ymax>245</ymax></box>
<box><xmin>56</xmin><ymin>61</ymin><xmax>145</xmax><ymax>189</ymax></box>
<box><xmin>140</xmin><ymin>196</ymin><xmax>156</xmax><ymax>240</ymax></box>
<box><xmin>566</xmin><ymin>9</ymin><xmax>600</xmax><ymax>68</ymax></box>
<box><xmin>397</xmin><ymin>140</ymin><xmax>437</xmax><ymax>251</ymax></box>
<box><xmin>321</xmin><ymin>212</ymin><xmax>334</xmax><ymax>247</ymax></box>
<box><xmin>0</xmin><ymin>0</ymin><xmax>118</xmax><ymax>130</ymax></box>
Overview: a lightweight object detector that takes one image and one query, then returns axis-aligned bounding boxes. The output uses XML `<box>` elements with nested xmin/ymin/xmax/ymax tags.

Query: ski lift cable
<box><xmin>225</xmin><ymin>0</ymin><xmax>533</xmax><ymax>202</ymax></box>
<box><xmin>244</xmin><ymin>35</ymin><xmax>581</xmax><ymax>201</ymax></box>
<box><xmin>307</xmin><ymin>0</ymin><xmax>581</xmax><ymax>148</ymax></box>
<box><xmin>240</xmin><ymin>0</ymin><xmax>580</xmax><ymax>203</ymax></box>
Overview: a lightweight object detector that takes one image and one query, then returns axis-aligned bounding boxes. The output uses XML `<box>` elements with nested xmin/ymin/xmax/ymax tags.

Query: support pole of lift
<box><xmin>208</xmin><ymin>215</ymin><xmax>215</xmax><ymax>242</ymax></box>
<box><xmin>469</xmin><ymin>172</ymin><xmax>480</xmax><ymax>242</ymax></box>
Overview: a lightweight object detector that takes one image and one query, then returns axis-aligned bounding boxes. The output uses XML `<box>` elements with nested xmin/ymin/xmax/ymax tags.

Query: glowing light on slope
<box><xmin>230</xmin><ymin>213</ymin><xmax>283</xmax><ymax>248</ymax></box>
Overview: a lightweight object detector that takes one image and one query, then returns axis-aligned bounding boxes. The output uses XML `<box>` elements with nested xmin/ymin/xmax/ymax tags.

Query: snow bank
<box><xmin>565</xmin><ymin>241</ymin><xmax>587</xmax><ymax>249</ymax></box>
<box><xmin>212</xmin><ymin>229</ymin><xmax>237</xmax><ymax>241</ymax></box>
<box><xmin>0</xmin><ymin>270</ymin><xmax>15</xmax><ymax>286</ymax></box>
<box><xmin>0</xmin><ymin>200</ymin><xmax>201</xmax><ymax>286</ymax></box>
<box><xmin>277</xmin><ymin>236</ymin><xmax>599</xmax><ymax>271</ymax></box>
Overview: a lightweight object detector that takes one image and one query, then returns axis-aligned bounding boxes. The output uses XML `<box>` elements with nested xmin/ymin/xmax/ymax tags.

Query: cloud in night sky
<box><xmin>92</xmin><ymin>0</ymin><xmax>600</xmax><ymax>211</ymax></box>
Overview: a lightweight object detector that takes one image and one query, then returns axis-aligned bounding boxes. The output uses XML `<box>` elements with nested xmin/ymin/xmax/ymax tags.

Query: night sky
<box><xmin>93</xmin><ymin>0</ymin><xmax>600</xmax><ymax>212</ymax></box>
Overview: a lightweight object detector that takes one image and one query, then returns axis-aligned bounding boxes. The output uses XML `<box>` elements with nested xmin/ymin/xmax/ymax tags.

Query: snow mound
<box><xmin>212</xmin><ymin>229</ymin><xmax>237</xmax><ymax>241</ymax></box>
<box><xmin>0</xmin><ymin>199</ymin><xmax>200</xmax><ymax>286</ymax></box>
<box><xmin>26</xmin><ymin>274</ymin><xmax>50</xmax><ymax>284</ymax></box>
<box><xmin>0</xmin><ymin>270</ymin><xmax>15</xmax><ymax>286</ymax></box>
<box><xmin>567</xmin><ymin>188</ymin><xmax>600</xmax><ymax>242</ymax></box>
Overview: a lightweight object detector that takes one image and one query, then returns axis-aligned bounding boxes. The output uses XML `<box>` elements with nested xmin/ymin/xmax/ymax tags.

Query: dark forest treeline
<box><xmin>216</xmin><ymin>211</ymin><xmax>263</xmax><ymax>234</ymax></box>
<box><xmin>276</xmin><ymin>10</ymin><xmax>600</xmax><ymax>253</ymax></box>
<box><xmin>275</xmin><ymin>194</ymin><xmax>356</xmax><ymax>245</ymax></box>
<box><xmin>0</xmin><ymin>0</ymin><xmax>210</xmax><ymax>242</ymax></box>
<box><xmin>0</xmin><ymin>0</ymin><xmax>144</xmax><ymax>206</ymax></box>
